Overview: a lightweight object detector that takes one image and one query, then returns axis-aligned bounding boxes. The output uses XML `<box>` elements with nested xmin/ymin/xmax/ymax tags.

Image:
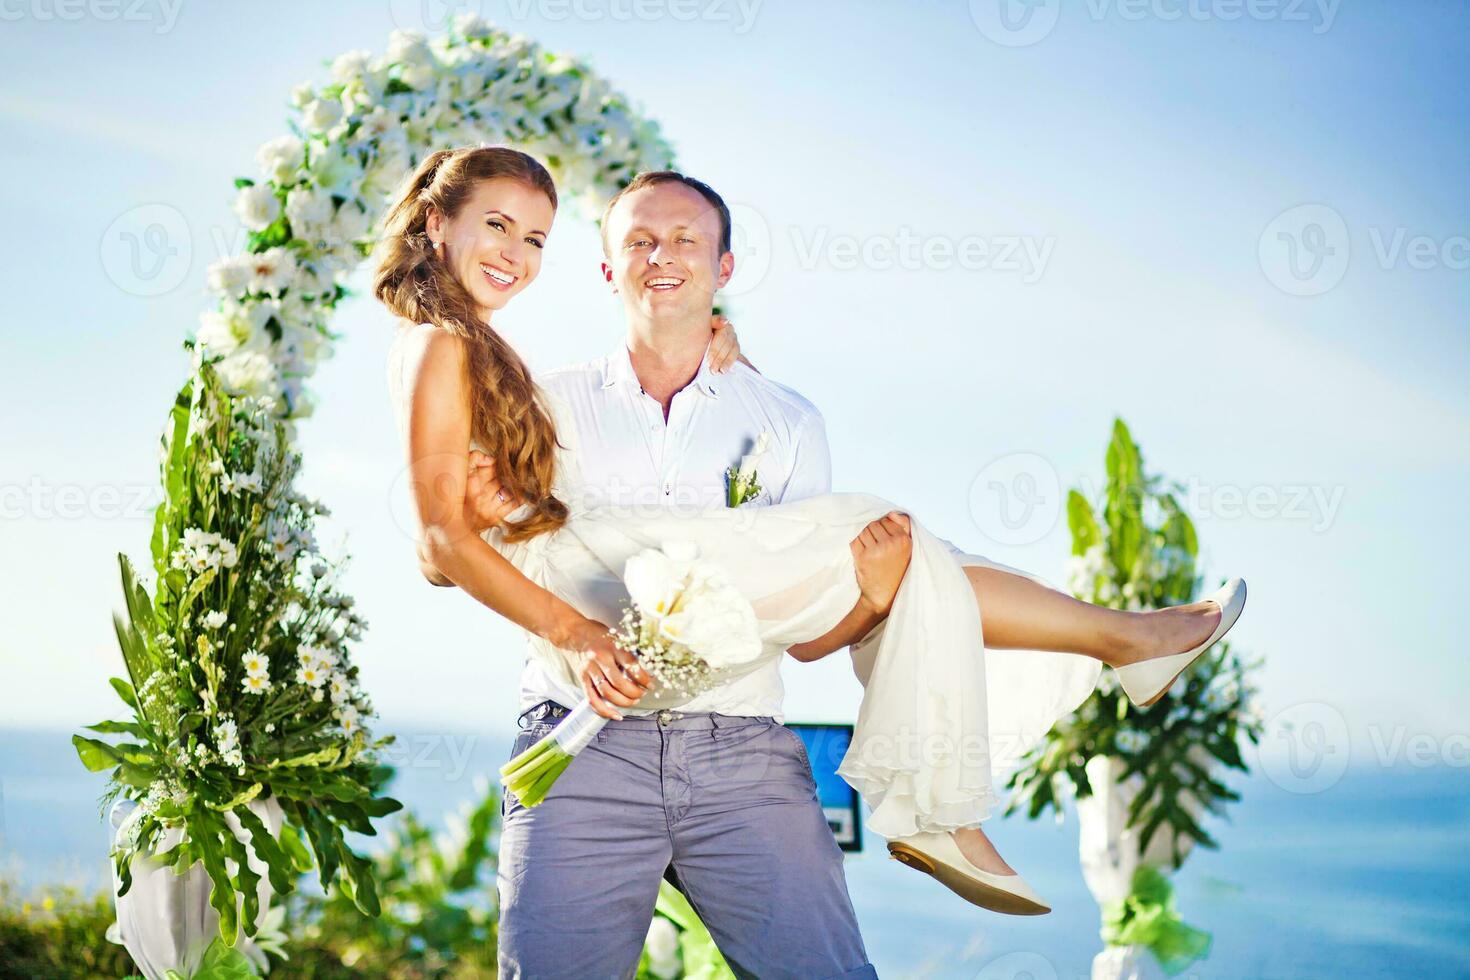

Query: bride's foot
<box><xmin>1112</xmin><ymin>600</ymin><xmax>1223</xmax><ymax>668</ymax></box>
<box><xmin>950</xmin><ymin>826</ymin><xmax>1016</xmax><ymax>876</ymax></box>
<box><xmin>887</xmin><ymin>828</ymin><xmax>1050</xmax><ymax>915</ymax></box>
<box><xmin>1111</xmin><ymin>578</ymin><xmax>1247</xmax><ymax>707</ymax></box>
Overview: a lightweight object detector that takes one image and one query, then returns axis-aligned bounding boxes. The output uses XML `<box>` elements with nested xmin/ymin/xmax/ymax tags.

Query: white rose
<box><xmin>400</xmin><ymin>60</ymin><xmax>436</xmax><ymax>91</ymax></box>
<box><xmin>309</xmin><ymin>141</ymin><xmax>364</xmax><ymax>198</ymax></box>
<box><xmin>215</xmin><ymin>350</ymin><xmax>276</xmax><ymax>399</ymax></box>
<box><xmin>256</xmin><ymin>135</ymin><xmax>305</xmax><ymax>185</ymax></box>
<box><xmin>196</xmin><ymin>310</ymin><xmax>245</xmax><ymax>356</ymax></box>
<box><xmin>453</xmin><ymin>13</ymin><xmax>493</xmax><ymax>38</ymax></box>
<box><xmin>286</xmin><ymin>187</ymin><xmax>334</xmax><ymax>242</ymax></box>
<box><xmin>301</xmin><ymin>98</ymin><xmax>344</xmax><ymax>135</ymax></box>
<box><xmin>624</xmin><ymin>543</ymin><xmax>760</xmax><ymax>669</ymax></box>
<box><xmin>206</xmin><ymin>255</ymin><xmax>252</xmax><ymax>297</ymax></box>
<box><xmin>329</xmin><ymin>201</ymin><xmax>372</xmax><ymax>250</ymax></box>
<box><xmin>656</xmin><ymin>580</ymin><xmax>761</xmax><ymax>668</ymax></box>
<box><xmin>388</xmin><ymin>30</ymin><xmax>431</xmax><ymax>66</ymax></box>
<box><xmin>246</xmin><ymin>246</ymin><xmax>298</xmax><ymax>296</ymax></box>
<box><xmin>331</xmin><ymin>49</ymin><xmax>373</xmax><ymax>82</ymax></box>
<box><xmin>233</xmin><ymin>183</ymin><xmax>280</xmax><ymax>232</ymax></box>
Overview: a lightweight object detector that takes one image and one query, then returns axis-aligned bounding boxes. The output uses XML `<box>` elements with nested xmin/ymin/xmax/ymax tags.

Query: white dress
<box><xmin>388</xmin><ymin>327</ymin><xmax>1101</xmax><ymax>838</ymax></box>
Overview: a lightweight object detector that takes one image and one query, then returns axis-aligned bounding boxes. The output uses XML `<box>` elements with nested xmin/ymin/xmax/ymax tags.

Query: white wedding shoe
<box><xmin>887</xmin><ymin>831</ymin><xmax>1051</xmax><ymax>916</ymax></box>
<box><xmin>1114</xmin><ymin>577</ymin><xmax>1247</xmax><ymax>708</ymax></box>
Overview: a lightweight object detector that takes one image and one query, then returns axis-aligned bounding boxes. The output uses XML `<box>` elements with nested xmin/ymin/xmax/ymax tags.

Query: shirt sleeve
<box><xmin>776</xmin><ymin>408</ymin><xmax>832</xmax><ymax>503</ymax></box>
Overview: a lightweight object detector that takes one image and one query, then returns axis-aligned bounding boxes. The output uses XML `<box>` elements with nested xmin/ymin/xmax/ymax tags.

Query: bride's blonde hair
<box><xmin>373</xmin><ymin>146</ymin><xmax>568</xmax><ymax>542</ymax></box>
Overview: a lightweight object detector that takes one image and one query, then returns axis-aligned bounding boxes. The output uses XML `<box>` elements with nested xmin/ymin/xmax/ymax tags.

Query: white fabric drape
<box><xmin>496</xmin><ymin>493</ymin><xmax>1102</xmax><ymax>838</ymax></box>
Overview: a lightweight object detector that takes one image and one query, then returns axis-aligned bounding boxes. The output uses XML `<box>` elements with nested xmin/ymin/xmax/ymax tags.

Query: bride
<box><xmin>378</xmin><ymin>145</ymin><xmax>1246</xmax><ymax>918</ymax></box>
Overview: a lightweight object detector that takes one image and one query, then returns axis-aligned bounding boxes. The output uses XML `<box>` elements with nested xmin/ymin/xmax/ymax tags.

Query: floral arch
<box><xmin>76</xmin><ymin>15</ymin><xmax>676</xmax><ymax>960</ymax></box>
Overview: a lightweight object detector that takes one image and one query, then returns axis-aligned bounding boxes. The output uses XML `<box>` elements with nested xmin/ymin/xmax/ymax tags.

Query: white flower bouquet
<box><xmin>74</xmin><ymin>361</ymin><xmax>400</xmax><ymax>948</ymax></box>
<box><xmin>499</xmin><ymin>542</ymin><xmax>762</xmax><ymax>807</ymax></box>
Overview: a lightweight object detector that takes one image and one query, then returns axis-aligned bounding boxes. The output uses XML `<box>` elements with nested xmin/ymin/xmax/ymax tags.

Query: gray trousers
<box><xmin>497</xmin><ymin>700</ymin><xmax>877</xmax><ymax>979</ymax></box>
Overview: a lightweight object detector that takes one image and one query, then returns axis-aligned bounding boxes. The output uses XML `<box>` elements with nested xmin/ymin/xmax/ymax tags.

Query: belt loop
<box><xmin>710</xmin><ymin>713</ymin><xmax>723</xmax><ymax>739</ymax></box>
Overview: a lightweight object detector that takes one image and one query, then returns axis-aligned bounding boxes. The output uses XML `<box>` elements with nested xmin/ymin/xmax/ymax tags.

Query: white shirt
<box><xmin>519</xmin><ymin>340</ymin><xmax>832</xmax><ymax>720</ymax></box>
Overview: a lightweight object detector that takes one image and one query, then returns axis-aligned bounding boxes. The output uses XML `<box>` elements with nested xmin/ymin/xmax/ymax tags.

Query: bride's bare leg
<box><xmin>938</xmin><ymin>569</ymin><xmax>1222</xmax><ymax>876</ymax></box>
<box><xmin>963</xmin><ymin>566</ymin><xmax>1222</xmax><ymax>668</ymax></box>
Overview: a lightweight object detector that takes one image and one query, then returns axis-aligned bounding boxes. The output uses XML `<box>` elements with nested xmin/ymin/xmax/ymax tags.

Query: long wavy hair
<box><xmin>373</xmin><ymin>146</ymin><xmax>568</xmax><ymax>542</ymax></box>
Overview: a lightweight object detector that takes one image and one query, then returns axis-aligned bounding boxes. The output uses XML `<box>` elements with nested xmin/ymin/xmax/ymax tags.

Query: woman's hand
<box><xmin>463</xmin><ymin>450</ymin><xmax>522</xmax><ymax>531</ymax></box>
<box><xmin>708</xmin><ymin>314</ymin><xmax>744</xmax><ymax>373</ymax></box>
<box><xmin>851</xmin><ymin>512</ymin><xmax>913</xmax><ymax>617</ymax></box>
<box><xmin>559</xmin><ymin>617</ymin><xmax>653</xmax><ymax>721</ymax></box>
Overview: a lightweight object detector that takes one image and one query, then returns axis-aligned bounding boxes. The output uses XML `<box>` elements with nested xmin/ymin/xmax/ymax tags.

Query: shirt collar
<box><xmin>601</xmin><ymin>340</ymin><xmax>722</xmax><ymax>399</ymax></box>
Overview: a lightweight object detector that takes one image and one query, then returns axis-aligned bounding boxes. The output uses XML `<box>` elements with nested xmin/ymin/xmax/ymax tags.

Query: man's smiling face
<box><xmin>602</xmin><ymin>181</ymin><xmax>734</xmax><ymax>324</ymax></box>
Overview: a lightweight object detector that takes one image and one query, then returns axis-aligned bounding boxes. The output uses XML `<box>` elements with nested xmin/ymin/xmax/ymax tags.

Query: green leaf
<box><xmin>118</xmin><ymin>762</ymin><xmax>158</xmax><ymax>788</ymax></box>
<box><xmin>1066</xmin><ymin>489</ymin><xmax>1102</xmax><ymax>557</ymax></box>
<box><xmin>73</xmin><ymin>734</ymin><xmax>123</xmax><ymax>772</ymax></box>
<box><xmin>232</xmin><ymin>806</ymin><xmax>297</xmax><ymax>896</ymax></box>
<box><xmin>336</xmin><ymin>844</ymin><xmax>381</xmax><ymax>918</ymax></box>
<box><xmin>195</xmin><ymin>935</ymin><xmax>260</xmax><ymax>979</ymax></box>
<box><xmin>219</xmin><ymin>825</ymin><xmax>262</xmax><ymax>939</ymax></box>
<box><xmin>277</xmin><ymin>821</ymin><xmax>314</xmax><ymax>873</ymax></box>
<box><xmin>84</xmin><ymin>719</ymin><xmax>147</xmax><ymax>737</ymax></box>
<box><xmin>193</xmin><ymin>813</ymin><xmax>241</xmax><ymax>947</ymax></box>
<box><xmin>298</xmin><ymin>808</ymin><xmax>341</xmax><ymax>886</ymax></box>
<box><xmin>232</xmin><ymin>177</ymin><xmax>255</xmax><ymax>189</ymax></box>
<box><xmin>110</xmin><ymin>677</ymin><xmax>140</xmax><ymax>710</ymax></box>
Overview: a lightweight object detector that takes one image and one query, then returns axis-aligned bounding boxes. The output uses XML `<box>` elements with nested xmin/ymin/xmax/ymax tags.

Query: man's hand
<box><xmin>851</xmin><ymin>512</ymin><xmax>912</xmax><ymax>617</ymax></box>
<box><xmin>463</xmin><ymin>450</ymin><xmax>523</xmax><ymax>533</ymax></box>
<box><xmin>564</xmin><ymin>618</ymin><xmax>653</xmax><ymax>721</ymax></box>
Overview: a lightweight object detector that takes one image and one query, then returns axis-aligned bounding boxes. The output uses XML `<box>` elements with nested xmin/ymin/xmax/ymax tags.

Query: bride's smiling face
<box><xmin>426</xmin><ymin>177</ymin><xmax>555</xmax><ymax>319</ymax></box>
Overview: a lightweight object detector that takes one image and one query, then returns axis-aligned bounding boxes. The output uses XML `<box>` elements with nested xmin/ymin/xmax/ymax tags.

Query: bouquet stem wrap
<box><xmin>499</xmin><ymin>701</ymin><xmax>609</xmax><ymax>807</ymax></box>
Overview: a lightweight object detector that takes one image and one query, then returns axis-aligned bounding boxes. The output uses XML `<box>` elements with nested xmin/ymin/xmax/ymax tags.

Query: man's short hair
<box><xmin>600</xmin><ymin>171</ymin><xmax>732</xmax><ymax>256</ymax></box>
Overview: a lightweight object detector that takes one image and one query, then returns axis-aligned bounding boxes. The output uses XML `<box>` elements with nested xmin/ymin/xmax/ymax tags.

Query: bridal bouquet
<box><xmin>73</xmin><ymin>360</ymin><xmax>400</xmax><ymax>948</ymax></box>
<box><xmin>500</xmin><ymin>542</ymin><xmax>762</xmax><ymax>806</ymax></box>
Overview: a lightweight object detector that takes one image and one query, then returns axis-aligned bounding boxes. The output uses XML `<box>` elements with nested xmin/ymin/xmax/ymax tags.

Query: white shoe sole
<box><xmin>887</xmin><ymin>833</ymin><xmax>1051</xmax><ymax>916</ymax></box>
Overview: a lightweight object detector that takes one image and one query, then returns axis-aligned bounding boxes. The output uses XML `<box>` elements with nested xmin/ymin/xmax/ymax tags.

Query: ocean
<box><xmin>3</xmin><ymin>726</ymin><xmax>1467</xmax><ymax>979</ymax></box>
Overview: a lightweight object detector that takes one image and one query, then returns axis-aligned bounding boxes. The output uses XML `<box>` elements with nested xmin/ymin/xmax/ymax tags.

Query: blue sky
<box><xmin>3</xmin><ymin>1</ymin><xmax>1467</xmax><ymax>774</ymax></box>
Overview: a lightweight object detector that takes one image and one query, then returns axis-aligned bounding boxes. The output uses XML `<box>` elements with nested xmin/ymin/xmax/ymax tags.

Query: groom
<box><xmin>445</xmin><ymin>172</ymin><xmax>911</xmax><ymax>979</ymax></box>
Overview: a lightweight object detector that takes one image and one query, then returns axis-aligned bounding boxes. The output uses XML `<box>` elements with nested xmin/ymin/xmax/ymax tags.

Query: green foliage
<box><xmin>1005</xmin><ymin>418</ymin><xmax>1263</xmax><ymax>867</ymax></box>
<box><xmin>281</xmin><ymin>779</ymin><xmax>502</xmax><ymax>978</ymax></box>
<box><xmin>75</xmin><ymin>363</ymin><xmax>400</xmax><ymax>946</ymax></box>
<box><xmin>0</xmin><ymin>879</ymin><xmax>135</xmax><ymax>978</ymax></box>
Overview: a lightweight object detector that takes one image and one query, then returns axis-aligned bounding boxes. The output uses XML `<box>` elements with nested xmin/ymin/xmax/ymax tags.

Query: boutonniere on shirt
<box><xmin>726</xmin><ymin>430</ymin><xmax>771</xmax><ymax>507</ymax></box>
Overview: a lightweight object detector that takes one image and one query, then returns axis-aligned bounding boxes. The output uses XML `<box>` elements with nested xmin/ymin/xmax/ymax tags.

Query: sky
<box><xmin>2</xmin><ymin>0</ymin><xmax>1468</xmax><ymax>780</ymax></box>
